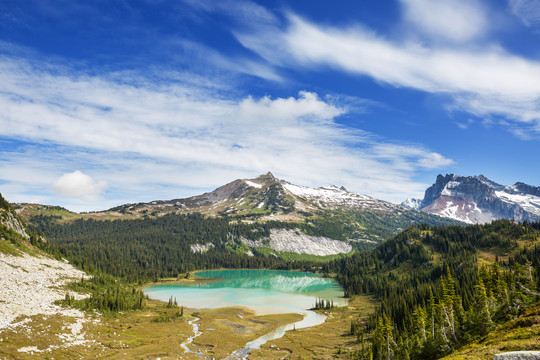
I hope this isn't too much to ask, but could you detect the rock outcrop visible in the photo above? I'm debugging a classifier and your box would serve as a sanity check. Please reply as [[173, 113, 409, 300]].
[[493, 351, 540, 359], [242, 229, 352, 256]]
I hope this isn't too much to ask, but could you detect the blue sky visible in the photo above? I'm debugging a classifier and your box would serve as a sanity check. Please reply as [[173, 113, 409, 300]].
[[1, 0, 540, 212]]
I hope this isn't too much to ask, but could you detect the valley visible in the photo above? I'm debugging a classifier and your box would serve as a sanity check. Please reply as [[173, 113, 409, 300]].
[[1, 174, 540, 360]]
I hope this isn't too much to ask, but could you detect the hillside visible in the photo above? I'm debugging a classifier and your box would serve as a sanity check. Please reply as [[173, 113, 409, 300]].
[[0, 193, 96, 352], [403, 174, 540, 224], [441, 303, 540, 359], [3, 190, 540, 359], [325, 220, 540, 359]]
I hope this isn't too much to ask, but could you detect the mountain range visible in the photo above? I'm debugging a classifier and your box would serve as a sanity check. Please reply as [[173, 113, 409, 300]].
[[403, 174, 540, 224], [110, 172, 401, 217], [13, 172, 540, 258], [15, 172, 457, 257]]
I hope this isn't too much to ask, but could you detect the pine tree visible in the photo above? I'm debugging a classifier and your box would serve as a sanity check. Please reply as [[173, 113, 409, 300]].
[[470, 279, 492, 336]]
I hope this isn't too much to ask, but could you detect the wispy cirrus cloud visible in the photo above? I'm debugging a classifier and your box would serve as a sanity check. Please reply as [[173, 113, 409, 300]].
[[0, 54, 451, 210], [509, 0, 540, 27], [234, 13, 540, 135], [399, 0, 489, 43]]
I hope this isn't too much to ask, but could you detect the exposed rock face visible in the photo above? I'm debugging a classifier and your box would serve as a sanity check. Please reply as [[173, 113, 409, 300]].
[[411, 174, 540, 224], [493, 351, 540, 359], [175, 172, 281, 209], [190, 242, 215, 253], [2, 211, 30, 239], [241, 229, 353, 256]]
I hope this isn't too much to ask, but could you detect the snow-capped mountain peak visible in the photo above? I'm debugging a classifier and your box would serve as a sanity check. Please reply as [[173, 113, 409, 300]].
[[401, 198, 422, 210], [281, 181, 399, 213], [411, 174, 540, 224]]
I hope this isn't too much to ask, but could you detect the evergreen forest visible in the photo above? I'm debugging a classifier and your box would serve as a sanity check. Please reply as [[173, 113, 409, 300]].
[[325, 220, 540, 359]]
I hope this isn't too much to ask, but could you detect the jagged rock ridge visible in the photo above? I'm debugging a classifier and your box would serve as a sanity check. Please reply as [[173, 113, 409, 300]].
[[402, 174, 540, 224]]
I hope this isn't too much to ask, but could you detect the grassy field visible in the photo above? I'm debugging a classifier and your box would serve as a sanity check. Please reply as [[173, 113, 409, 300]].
[[250, 295, 377, 360], [0, 283, 378, 360], [0, 299, 306, 359]]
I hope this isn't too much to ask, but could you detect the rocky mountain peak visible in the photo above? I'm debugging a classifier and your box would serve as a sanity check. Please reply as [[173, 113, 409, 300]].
[[413, 174, 540, 224], [255, 172, 277, 183]]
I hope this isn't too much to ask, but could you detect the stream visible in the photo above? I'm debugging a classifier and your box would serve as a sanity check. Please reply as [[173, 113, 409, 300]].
[[180, 310, 326, 360], [181, 317, 208, 359], [225, 310, 326, 359]]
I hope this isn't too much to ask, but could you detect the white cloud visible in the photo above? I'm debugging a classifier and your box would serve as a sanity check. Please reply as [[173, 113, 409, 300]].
[[235, 14, 540, 131], [51, 170, 107, 201], [400, 0, 489, 42], [509, 0, 540, 27], [0, 55, 451, 209]]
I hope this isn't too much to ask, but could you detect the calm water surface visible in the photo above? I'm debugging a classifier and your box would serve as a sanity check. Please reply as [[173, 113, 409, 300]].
[[144, 269, 346, 358], [144, 269, 346, 316]]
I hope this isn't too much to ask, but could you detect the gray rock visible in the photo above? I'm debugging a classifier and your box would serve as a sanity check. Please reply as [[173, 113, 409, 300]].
[[417, 173, 540, 224], [493, 351, 540, 360]]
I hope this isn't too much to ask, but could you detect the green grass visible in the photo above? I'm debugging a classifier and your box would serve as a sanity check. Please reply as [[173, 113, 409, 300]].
[[225, 241, 252, 255], [0, 238, 22, 256]]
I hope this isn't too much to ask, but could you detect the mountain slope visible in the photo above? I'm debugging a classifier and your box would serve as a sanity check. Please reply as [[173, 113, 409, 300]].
[[403, 174, 540, 224], [108, 172, 402, 218], [19, 173, 459, 261], [326, 219, 540, 359]]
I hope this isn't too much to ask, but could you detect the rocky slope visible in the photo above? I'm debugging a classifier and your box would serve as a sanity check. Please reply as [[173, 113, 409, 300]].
[[403, 174, 540, 224], [0, 193, 92, 342], [241, 229, 353, 256]]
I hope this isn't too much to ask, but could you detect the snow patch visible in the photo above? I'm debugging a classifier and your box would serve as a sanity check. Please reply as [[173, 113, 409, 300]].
[[495, 191, 540, 216], [440, 181, 460, 196], [282, 182, 399, 213], [401, 198, 422, 210], [244, 180, 263, 189]]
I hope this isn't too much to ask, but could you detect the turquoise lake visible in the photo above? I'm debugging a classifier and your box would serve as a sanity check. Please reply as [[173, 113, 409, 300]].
[[144, 269, 346, 316], [144, 269, 347, 356]]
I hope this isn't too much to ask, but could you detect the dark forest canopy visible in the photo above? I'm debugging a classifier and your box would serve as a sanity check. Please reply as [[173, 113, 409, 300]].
[[29, 213, 315, 281]]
